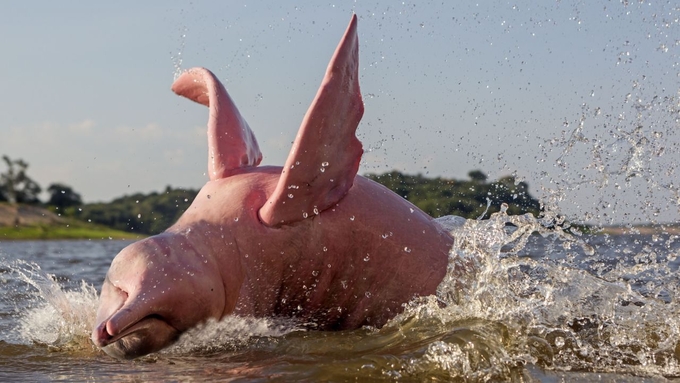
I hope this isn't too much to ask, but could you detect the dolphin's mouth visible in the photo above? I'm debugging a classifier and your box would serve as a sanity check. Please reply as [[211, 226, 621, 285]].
[[93, 316, 180, 360]]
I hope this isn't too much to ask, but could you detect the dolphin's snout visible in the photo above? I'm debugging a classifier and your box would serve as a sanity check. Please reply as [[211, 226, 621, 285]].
[[92, 277, 182, 359], [92, 315, 180, 360], [91, 276, 135, 352], [91, 321, 113, 348]]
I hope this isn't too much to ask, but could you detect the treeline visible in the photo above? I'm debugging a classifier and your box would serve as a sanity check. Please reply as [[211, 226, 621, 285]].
[[1, 155, 542, 235], [0, 155, 197, 233], [67, 186, 198, 235], [364, 170, 540, 219], [0, 155, 82, 208], [67, 170, 539, 235]]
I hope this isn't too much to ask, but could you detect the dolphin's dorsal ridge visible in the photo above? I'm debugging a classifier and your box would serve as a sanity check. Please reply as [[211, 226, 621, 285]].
[[172, 68, 262, 180], [259, 14, 364, 227]]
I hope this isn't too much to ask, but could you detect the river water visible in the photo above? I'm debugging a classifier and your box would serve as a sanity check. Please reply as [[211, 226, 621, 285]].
[[1, 212, 679, 382]]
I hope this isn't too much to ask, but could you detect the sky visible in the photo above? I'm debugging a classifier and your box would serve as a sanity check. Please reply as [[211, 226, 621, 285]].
[[1, 1, 678, 225]]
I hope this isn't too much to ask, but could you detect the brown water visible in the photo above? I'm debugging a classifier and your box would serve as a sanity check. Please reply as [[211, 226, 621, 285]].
[[1, 212, 679, 382]]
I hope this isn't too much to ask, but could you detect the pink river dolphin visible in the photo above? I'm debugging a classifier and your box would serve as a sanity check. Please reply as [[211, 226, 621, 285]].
[[91, 15, 454, 359]]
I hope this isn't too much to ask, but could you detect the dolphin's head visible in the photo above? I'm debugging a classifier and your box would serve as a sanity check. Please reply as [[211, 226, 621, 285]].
[[91, 233, 227, 359]]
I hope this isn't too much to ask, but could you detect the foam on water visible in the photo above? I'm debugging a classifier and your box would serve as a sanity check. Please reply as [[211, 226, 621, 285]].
[[2, 259, 297, 358], [2, 260, 98, 352], [418, 209, 680, 378], [164, 316, 301, 356]]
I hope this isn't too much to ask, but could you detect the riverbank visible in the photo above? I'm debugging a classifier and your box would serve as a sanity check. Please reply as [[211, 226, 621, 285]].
[[598, 224, 680, 236], [0, 203, 141, 240], [1, 202, 676, 240], [0, 224, 142, 240]]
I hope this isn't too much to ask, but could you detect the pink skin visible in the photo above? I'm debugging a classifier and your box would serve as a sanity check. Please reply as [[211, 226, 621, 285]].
[[91, 15, 454, 359]]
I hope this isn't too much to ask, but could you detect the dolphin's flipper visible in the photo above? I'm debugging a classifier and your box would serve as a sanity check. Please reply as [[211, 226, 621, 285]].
[[259, 15, 364, 227], [172, 68, 262, 180]]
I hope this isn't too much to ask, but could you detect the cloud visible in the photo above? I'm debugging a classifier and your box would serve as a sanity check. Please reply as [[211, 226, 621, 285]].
[[68, 119, 95, 134], [3, 120, 97, 152], [163, 148, 186, 164], [113, 122, 163, 140]]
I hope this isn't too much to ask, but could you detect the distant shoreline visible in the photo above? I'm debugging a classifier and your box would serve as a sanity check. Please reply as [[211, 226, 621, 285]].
[[0, 203, 142, 241], [0, 225, 142, 241], [597, 224, 680, 236], [0, 202, 676, 240]]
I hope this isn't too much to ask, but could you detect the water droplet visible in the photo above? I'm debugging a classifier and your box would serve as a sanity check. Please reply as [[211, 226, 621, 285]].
[[341, 280, 348, 289], [288, 193, 294, 199], [137, 214, 142, 219], [234, 217, 239, 222], [302, 212, 308, 218], [313, 207, 319, 215], [350, 215, 355, 221], [323, 246, 328, 252], [403, 247, 412, 253], [365, 291, 372, 298], [312, 270, 319, 276], [321, 161, 329, 167], [554, 336, 565, 348]]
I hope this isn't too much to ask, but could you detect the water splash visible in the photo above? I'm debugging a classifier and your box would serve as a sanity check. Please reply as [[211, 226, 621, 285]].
[[392, 210, 680, 379], [164, 316, 301, 356], [2, 259, 97, 352], [171, 25, 188, 80], [539, 76, 680, 227], [1, 258, 301, 359]]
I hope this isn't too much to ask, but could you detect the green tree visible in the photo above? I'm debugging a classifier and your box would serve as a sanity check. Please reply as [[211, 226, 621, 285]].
[[365, 169, 541, 219], [0, 155, 42, 204], [66, 171, 541, 235], [47, 183, 83, 209], [468, 170, 487, 182], [71, 186, 198, 235]]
